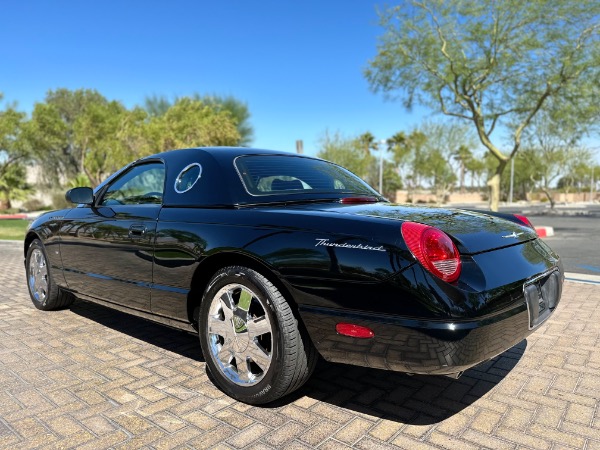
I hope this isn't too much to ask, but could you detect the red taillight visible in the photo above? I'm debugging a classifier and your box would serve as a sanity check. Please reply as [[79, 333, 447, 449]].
[[335, 323, 375, 338], [340, 196, 379, 204], [514, 214, 534, 229], [401, 222, 462, 283]]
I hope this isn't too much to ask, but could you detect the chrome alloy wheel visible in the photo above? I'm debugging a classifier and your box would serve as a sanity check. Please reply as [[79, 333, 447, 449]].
[[206, 283, 273, 386], [28, 248, 49, 304]]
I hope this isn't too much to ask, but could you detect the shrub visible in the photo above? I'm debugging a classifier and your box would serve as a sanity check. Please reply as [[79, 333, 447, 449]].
[[22, 198, 51, 212], [51, 191, 71, 210]]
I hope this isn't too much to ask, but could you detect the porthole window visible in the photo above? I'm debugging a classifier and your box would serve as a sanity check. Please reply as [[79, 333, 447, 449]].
[[174, 163, 202, 194]]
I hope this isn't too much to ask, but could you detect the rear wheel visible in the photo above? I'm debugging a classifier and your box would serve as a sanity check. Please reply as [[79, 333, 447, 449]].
[[26, 239, 73, 311], [198, 266, 317, 404]]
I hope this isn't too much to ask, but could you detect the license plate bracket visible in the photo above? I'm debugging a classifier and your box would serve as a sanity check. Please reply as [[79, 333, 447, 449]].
[[524, 270, 561, 329]]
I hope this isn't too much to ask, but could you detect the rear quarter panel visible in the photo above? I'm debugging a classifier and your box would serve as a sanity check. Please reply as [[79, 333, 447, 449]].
[[151, 207, 414, 319]]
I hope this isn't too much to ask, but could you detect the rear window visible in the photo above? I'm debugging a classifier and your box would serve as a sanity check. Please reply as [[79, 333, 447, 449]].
[[235, 155, 378, 196]]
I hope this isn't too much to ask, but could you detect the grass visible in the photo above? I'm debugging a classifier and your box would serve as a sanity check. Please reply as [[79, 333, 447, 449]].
[[0, 219, 28, 240]]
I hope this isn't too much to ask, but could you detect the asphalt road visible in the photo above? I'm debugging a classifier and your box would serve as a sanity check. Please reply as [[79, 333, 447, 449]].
[[495, 204, 600, 277], [527, 215, 600, 276]]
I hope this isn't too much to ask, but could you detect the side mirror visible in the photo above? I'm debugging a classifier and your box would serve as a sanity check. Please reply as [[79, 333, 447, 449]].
[[65, 187, 94, 205]]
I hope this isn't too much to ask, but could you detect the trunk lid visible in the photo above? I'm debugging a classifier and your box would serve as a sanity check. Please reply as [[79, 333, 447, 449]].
[[292, 202, 537, 255]]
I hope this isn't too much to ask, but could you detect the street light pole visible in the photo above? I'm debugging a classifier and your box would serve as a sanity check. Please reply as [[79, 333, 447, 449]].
[[591, 165, 595, 200], [379, 140, 386, 194]]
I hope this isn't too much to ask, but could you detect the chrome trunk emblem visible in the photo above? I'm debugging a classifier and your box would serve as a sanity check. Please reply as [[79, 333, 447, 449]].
[[502, 231, 523, 239]]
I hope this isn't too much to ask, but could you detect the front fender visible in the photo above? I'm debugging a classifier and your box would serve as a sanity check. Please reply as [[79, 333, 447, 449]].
[[25, 210, 70, 289]]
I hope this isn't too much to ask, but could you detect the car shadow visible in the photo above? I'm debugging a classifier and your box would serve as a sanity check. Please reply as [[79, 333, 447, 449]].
[[69, 299, 205, 362], [69, 298, 525, 424], [281, 340, 526, 424]]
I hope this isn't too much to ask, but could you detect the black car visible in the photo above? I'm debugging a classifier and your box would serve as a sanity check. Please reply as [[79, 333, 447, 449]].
[[24, 147, 563, 404]]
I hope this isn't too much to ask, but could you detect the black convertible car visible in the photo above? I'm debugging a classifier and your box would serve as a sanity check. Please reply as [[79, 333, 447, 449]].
[[24, 147, 563, 404]]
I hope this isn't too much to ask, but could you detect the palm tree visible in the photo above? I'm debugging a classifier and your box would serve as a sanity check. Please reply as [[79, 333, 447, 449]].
[[358, 132, 378, 156], [453, 145, 473, 194]]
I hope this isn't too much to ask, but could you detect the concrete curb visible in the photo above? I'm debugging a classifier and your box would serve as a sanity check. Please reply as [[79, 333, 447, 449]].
[[565, 272, 600, 285], [535, 226, 554, 237], [0, 212, 42, 220], [0, 214, 27, 219]]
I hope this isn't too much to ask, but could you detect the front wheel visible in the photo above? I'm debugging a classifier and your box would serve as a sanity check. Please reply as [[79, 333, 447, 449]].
[[26, 239, 73, 311], [198, 266, 317, 404]]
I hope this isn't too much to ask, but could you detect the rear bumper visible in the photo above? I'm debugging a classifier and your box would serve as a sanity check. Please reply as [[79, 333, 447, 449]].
[[299, 270, 561, 375]]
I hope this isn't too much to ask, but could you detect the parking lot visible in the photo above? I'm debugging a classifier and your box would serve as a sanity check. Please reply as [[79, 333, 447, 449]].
[[1, 239, 600, 449]]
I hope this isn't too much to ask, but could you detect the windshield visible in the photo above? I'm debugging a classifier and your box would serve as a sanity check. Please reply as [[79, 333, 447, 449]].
[[235, 155, 380, 197]]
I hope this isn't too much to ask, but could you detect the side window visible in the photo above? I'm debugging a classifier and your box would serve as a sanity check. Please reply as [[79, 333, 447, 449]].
[[174, 163, 202, 193], [100, 163, 165, 206]]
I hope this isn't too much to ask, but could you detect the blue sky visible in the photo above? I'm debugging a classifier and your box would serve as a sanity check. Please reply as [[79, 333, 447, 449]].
[[1, 0, 432, 155], [2, 1, 597, 162]]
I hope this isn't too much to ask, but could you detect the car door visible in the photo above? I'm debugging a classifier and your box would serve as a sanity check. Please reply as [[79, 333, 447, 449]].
[[60, 162, 165, 311]]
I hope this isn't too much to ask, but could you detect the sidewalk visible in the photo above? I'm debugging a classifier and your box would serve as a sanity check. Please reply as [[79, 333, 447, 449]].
[[1, 240, 600, 449]]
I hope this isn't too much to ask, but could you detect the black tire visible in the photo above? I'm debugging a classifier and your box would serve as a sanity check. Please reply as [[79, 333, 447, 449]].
[[26, 239, 74, 311], [198, 266, 317, 404]]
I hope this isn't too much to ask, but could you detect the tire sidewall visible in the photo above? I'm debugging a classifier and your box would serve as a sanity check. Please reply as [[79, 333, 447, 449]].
[[199, 266, 285, 403]]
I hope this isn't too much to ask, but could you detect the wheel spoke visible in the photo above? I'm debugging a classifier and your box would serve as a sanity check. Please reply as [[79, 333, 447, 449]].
[[217, 341, 234, 366], [207, 314, 233, 338], [39, 262, 48, 278], [35, 276, 43, 294], [36, 250, 44, 268], [38, 281, 47, 299], [247, 340, 271, 372], [247, 316, 271, 338], [219, 291, 235, 321], [235, 357, 252, 383]]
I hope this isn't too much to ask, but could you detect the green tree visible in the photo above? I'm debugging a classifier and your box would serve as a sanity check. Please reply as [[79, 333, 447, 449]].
[[556, 151, 595, 194], [387, 129, 427, 200], [0, 105, 28, 177], [196, 94, 254, 146], [145, 97, 241, 151], [0, 95, 31, 209], [464, 154, 486, 190], [317, 131, 374, 181], [357, 131, 379, 156], [508, 149, 544, 201], [67, 173, 92, 189], [73, 99, 130, 186], [421, 148, 457, 203], [0, 163, 33, 210], [366, 0, 600, 211], [143, 94, 172, 117], [24, 88, 126, 185], [25, 90, 242, 187], [520, 111, 585, 208], [369, 158, 403, 200], [144, 93, 254, 146], [418, 121, 475, 198], [117, 107, 155, 158], [386, 132, 409, 166], [454, 145, 472, 194], [317, 131, 401, 198]]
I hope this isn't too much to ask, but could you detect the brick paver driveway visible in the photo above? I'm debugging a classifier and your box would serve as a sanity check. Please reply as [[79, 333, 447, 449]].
[[2, 240, 600, 449]]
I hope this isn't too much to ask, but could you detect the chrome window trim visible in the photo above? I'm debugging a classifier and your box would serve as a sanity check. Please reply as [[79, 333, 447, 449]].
[[174, 162, 203, 194], [233, 154, 378, 198]]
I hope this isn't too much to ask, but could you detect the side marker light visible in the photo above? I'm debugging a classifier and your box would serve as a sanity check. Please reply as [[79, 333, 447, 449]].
[[335, 323, 375, 339]]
